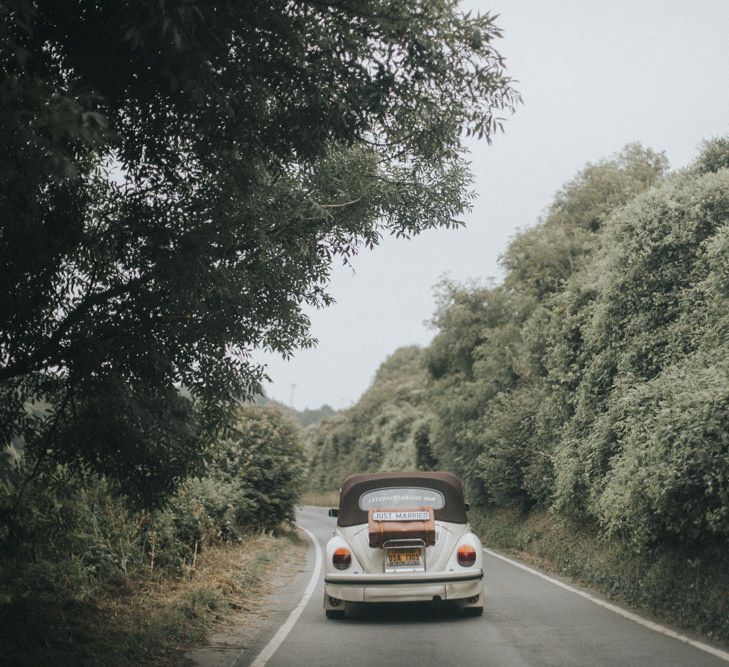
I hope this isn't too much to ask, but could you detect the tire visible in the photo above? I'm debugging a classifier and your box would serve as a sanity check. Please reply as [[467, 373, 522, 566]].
[[463, 606, 483, 617], [326, 609, 345, 620]]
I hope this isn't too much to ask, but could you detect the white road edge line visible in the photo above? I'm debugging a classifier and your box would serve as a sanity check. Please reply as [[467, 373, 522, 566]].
[[246, 524, 323, 667], [483, 546, 729, 663]]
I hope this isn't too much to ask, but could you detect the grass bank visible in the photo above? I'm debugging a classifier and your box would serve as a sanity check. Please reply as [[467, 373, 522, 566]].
[[472, 507, 729, 643], [299, 489, 339, 507], [0, 529, 304, 666]]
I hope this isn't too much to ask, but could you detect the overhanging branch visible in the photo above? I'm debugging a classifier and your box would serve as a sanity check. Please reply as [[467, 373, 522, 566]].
[[0, 275, 151, 382]]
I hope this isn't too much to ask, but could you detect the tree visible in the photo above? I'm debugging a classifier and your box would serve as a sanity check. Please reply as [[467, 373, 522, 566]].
[[425, 145, 668, 507], [213, 404, 305, 530], [0, 1, 519, 502]]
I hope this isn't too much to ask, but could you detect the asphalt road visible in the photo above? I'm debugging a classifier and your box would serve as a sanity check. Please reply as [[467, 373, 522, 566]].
[[240, 506, 729, 667]]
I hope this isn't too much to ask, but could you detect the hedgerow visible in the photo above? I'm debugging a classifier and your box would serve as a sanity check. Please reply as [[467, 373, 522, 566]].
[[0, 404, 304, 603], [306, 140, 729, 639]]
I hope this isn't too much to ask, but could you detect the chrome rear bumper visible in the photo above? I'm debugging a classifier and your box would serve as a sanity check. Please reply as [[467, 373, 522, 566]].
[[324, 569, 483, 603]]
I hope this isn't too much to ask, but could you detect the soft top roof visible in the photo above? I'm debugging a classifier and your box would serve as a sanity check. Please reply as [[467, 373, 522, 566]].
[[336, 471, 467, 526]]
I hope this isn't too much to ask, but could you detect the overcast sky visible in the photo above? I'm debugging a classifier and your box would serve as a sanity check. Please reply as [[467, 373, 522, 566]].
[[256, 0, 729, 411]]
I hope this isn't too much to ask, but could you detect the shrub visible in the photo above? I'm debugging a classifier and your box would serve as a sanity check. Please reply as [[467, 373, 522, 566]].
[[213, 404, 305, 530], [0, 402, 305, 603]]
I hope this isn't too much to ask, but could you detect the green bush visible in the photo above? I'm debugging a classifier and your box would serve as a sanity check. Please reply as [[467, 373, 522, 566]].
[[0, 402, 305, 603], [213, 404, 305, 530], [596, 351, 729, 546]]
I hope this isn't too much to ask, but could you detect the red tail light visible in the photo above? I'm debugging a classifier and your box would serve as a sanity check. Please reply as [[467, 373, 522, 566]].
[[457, 544, 477, 567], [333, 547, 352, 570]]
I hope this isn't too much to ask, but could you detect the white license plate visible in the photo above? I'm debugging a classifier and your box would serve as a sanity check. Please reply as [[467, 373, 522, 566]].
[[373, 511, 430, 521], [387, 548, 421, 566], [385, 547, 425, 572]]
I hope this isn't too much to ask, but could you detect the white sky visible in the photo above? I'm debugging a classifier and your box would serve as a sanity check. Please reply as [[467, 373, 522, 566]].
[[256, 0, 729, 411]]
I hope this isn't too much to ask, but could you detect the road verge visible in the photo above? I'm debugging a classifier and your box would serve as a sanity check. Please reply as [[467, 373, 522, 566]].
[[473, 507, 729, 646]]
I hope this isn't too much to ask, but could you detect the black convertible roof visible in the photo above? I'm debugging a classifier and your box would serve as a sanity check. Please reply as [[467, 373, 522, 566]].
[[335, 471, 468, 527]]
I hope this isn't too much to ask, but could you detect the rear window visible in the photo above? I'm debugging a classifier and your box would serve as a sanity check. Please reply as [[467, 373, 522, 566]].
[[358, 487, 445, 511]]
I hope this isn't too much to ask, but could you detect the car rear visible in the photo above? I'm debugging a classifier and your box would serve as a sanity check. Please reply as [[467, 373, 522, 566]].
[[323, 472, 484, 617]]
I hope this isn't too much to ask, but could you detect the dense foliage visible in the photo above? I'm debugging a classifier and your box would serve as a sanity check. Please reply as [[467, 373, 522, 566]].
[[309, 139, 729, 550], [213, 404, 305, 529], [0, 0, 518, 503], [306, 140, 729, 636], [0, 404, 303, 601]]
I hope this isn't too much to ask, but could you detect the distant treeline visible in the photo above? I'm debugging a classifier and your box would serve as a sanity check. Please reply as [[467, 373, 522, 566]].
[[306, 140, 729, 639], [307, 345, 434, 488], [256, 395, 337, 428]]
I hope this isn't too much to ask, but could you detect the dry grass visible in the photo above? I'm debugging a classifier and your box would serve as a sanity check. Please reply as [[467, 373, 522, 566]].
[[1, 528, 306, 666], [299, 489, 339, 507]]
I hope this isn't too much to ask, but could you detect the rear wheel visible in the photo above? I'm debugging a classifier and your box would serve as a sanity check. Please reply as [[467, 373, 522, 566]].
[[326, 609, 345, 620]]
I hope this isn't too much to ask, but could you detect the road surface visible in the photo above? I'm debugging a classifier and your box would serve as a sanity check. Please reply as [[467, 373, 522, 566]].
[[237, 506, 729, 666]]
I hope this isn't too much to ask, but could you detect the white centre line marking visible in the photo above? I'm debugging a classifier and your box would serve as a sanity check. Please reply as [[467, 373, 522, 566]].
[[247, 524, 323, 667], [483, 546, 729, 663]]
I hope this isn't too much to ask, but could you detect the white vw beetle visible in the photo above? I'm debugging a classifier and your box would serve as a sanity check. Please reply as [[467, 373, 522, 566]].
[[324, 471, 484, 619]]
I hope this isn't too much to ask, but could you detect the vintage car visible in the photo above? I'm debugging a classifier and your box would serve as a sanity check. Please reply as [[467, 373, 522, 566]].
[[324, 471, 484, 619]]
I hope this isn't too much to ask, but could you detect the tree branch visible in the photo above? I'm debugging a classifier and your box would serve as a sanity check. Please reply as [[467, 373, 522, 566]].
[[319, 197, 362, 208], [0, 275, 151, 382]]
